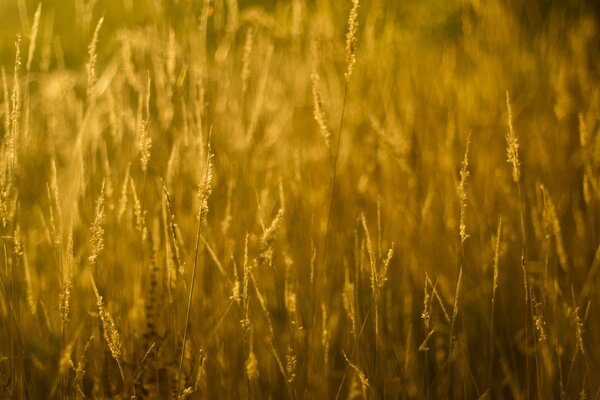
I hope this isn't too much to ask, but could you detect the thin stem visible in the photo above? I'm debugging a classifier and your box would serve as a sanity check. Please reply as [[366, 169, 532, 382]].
[[177, 209, 203, 394]]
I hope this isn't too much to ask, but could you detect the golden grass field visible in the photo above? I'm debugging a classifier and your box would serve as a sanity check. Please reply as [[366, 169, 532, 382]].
[[0, 0, 599, 398]]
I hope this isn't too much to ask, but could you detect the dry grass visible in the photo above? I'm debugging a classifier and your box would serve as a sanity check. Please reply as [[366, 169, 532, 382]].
[[0, 0, 599, 398]]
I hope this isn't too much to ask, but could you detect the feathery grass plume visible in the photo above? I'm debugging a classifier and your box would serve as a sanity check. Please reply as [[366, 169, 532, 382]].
[[240, 234, 251, 330], [179, 387, 195, 399], [241, 26, 254, 94], [570, 286, 589, 358], [380, 245, 394, 286], [361, 213, 376, 290], [492, 216, 502, 296], [541, 184, 569, 272], [26, 3, 42, 71], [457, 131, 471, 244], [162, 180, 184, 279], [505, 91, 521, 183], [130, 176, 148, 241], [138, 72, 152, 173], [255, 341, 284, 394], [9, 35, 22, 174], [197, 144, 213, 223], [565, 292, 591, 400], [419, 272, 438, 351], [230, 264, 241, 305], [163, 183, 185, 274], [310, 40, 331, 148], [0, 160, 14, 227], [278, 178, 286, 217], [421, 273, 431, 332], [117, 163, 130, 222], [89, 273, 124, 383], [86, 17, 104, 106], [88, 180, 106, 266], [532, 297, 546, 343], [342, 351, 370, 399], [361, 213, 382, 337], [344, 0, 360, 81], [259, 208, 284, 265]]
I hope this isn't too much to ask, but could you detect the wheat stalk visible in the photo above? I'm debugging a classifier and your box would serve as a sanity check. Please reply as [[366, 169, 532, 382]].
[[310, 40, 332, 149], [344, 0, 360, 82], [89, 272, 125, 384]]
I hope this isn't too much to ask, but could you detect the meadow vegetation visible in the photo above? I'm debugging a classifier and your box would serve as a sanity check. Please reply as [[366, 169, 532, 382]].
[[0, 0, 599, 398]]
